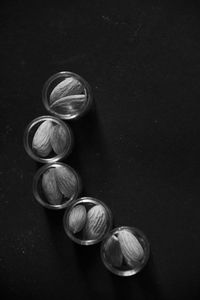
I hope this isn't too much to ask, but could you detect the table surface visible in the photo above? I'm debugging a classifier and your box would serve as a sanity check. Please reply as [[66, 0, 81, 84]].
[[0, 1, 200, 299]]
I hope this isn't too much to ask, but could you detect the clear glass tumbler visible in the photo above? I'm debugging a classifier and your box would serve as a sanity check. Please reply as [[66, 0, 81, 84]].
[[63, 197, 113, 245], [101, 226, 150, 276], [42, 71, 93, 120], [24, 115, 73, 163], [33, 162, 81, 210]]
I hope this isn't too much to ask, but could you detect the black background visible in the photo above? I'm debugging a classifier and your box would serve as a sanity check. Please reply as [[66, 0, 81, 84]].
[[0, 0, 200, 299]]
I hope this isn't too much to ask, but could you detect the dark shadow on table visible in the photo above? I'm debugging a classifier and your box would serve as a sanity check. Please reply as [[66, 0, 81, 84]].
[[73, 242, 100, 271], [110, 254, 165, 300]]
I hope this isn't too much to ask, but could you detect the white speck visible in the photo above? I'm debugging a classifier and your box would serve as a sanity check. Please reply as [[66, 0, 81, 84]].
[[102, 15, 111, 22]]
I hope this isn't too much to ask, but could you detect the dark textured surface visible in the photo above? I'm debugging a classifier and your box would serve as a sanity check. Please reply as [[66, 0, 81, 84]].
[[0, 1, 200, 299]]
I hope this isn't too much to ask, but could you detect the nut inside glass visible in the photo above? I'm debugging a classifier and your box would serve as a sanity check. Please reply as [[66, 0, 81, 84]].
[[33, 162, 81, 210], [24, 115, 73, 163], [63, 197, 113, 245], [101, 226, 150, 277], [42, 71, 93, 120]]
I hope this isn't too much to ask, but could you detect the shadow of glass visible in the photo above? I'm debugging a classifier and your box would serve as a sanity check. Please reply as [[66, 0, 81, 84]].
[[73, 242, 100, 272], [109, 254, 164, 300], [67, 103, 109, 157]]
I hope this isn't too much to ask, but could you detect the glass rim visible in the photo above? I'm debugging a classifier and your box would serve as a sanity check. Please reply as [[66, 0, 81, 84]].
[[23, 115, 73, 163], [32, 162, 82, 210], [63, 196, 113, 245], [42, 71, 93, 120]]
